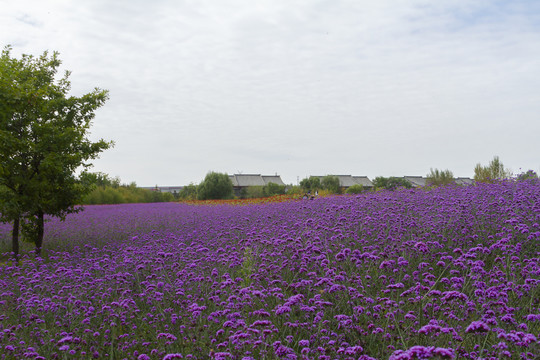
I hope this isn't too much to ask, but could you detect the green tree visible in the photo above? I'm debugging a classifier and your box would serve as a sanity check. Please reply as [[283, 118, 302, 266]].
[[79, 171, 121, 188], [386, 177, 412, 190], [373, 176, 389, 190], [245, 186, 265, 199], [197, 172, 233, 200], [0, 46, 112, 258], [321, 175, 340, 194], [426, 168, 455, 187], [373, 176, 412, 191], [299, 176, 321, 192], [179, 183, 198, 200], [264, 182, 286, 196], [345, 184, 364, 194], [474, 156, 512, 183]]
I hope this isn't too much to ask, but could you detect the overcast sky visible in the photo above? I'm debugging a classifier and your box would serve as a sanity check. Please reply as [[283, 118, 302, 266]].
[[2, 0, 540, 186]]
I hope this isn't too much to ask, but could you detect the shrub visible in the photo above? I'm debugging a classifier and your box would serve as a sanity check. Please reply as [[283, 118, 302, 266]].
[[264, 182, 286, 196], [82, 185, 174, 204], [373, 176, 389, 190], [373, 177, 412, 191], [245, 186, 265, 199], [284, 185, 303, 196], [299, 176, 321, 192], [474, 156, 512, 183], [517, 170, 538, 181], [426, 168, 455, 186], [321, 175, 340, 194], [345, 184, 364, 194], [179, 183, 198, 200], [197, 172, 233, 200]]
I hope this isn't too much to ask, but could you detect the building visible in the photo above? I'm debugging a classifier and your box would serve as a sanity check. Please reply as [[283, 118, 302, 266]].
[[229, 174, 286, 196], [140, 186, 184, 194], [310, 175, 374, 190], [403, 176, 428, 188], [352, 176, 374, 190], [454, 177, 475, 186]]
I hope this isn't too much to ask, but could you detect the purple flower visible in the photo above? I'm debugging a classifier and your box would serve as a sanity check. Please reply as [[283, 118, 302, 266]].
[[57, 336, 73, 344], [298, 339, 310, 347], [465, 321, 490, 333], [433, 347, 455, 358], [158, 333, 178, 341], [163, 354, 184, 360], [274, 305, 291, 315]]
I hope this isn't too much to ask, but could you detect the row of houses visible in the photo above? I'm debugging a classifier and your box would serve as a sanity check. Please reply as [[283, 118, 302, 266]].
[[144, 174, 474, 194], [403, 176, 474, 187]]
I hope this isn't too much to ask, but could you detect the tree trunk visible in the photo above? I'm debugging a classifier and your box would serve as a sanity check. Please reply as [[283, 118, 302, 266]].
[[35, 210, 44, 256], [12, 217, 20, 261]]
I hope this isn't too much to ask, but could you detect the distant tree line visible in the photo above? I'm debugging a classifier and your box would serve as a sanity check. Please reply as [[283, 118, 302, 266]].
[[85, 157, 539, 205], [294, 156, 538, 194], [179, 172, 288, 201], [80, 172, 175, 204]]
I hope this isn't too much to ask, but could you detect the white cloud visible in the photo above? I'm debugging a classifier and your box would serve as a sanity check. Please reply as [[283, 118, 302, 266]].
[[2, 0, 539, 185]]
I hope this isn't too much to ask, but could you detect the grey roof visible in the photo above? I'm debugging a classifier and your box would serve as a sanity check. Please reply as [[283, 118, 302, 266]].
[[352, 176, 373, 187], [455, 177, 474, 185], [229, 175, 238, 186], [262, 175, 285, 186], [404, 176, 427, 187], [229, 174, 284, 187], [335, 175, 357, 187], [139, 186, 183, 193], [311, 175, 373, 188]]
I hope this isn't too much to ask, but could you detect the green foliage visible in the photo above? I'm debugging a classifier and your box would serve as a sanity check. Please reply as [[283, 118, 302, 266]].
[[299, 176, 321, 191], [79, 171, 121, 188], [264, 182, 286, 196], [197, 172, 233, 200], [517, 170, 538, 181], [426, 168, 455, 187], [373, 176, 412, 191], [284, 185, 303, 195], [179, 183, 198, 200], [388, 177, 412, 190], [474, 156, 512, 183], [373, 176, 389, 190], [321, 175, 341, 194], [82, 180, 175, 205], [345, 184, 364, 194], [244, 186, 265, 199], [240, 247, 255, 287], [0, 46, 112, 256], [238, 183, 285, 199]]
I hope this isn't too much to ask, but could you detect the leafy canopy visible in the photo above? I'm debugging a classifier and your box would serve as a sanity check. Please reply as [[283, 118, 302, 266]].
[[0, 46, 112, 255], [197, 172, 233, 200], [373, 176, 412, 191], [345, 184, 364, 194], [300, 176, 321, 191], [321, 175, 340, 194], [474, 156, 511, 183], [426, 168, 455, 187]]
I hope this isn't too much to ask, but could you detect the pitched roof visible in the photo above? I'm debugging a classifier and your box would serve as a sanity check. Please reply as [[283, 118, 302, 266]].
[[404, 176, 427, 187], [262, 175, 285, 186], [310, 175, 373, 188], [229, 174, 284, 187], [455, 177, 474, 185], [352, 176, 374, 187], [336, 175, 357, 187]]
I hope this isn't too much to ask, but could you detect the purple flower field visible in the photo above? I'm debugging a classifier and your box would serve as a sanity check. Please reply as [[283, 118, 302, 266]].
[[0, 181, 539, 359]]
